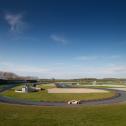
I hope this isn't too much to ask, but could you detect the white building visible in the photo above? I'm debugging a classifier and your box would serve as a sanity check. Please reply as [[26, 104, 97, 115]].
[[15, 84, 41, 93]]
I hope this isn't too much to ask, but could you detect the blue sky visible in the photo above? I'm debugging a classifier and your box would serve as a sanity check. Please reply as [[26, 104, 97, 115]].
[[0, 0, 126, 79]]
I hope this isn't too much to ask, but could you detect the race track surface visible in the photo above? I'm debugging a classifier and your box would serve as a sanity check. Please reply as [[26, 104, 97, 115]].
[[0, 84, 126, 106]]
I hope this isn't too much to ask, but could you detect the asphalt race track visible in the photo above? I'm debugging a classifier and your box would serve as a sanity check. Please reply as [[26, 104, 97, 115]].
[[0, 84, 126, 106]]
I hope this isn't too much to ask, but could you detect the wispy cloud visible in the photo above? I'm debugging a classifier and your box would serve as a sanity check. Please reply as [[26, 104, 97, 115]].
[[0, 60, 126, 79], [4, 12, 25, 33], [0, 61, 49, 74], [103, 55, 121, 59], [75, 56, 97, 61], [41, 65, 126, 79], [80, 66, 126, 74], [75, 55, 121, 61], [50, 34, 67, 44]]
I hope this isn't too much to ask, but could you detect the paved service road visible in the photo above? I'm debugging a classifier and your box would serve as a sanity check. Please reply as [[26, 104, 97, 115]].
[[0, 84, 126, 106]]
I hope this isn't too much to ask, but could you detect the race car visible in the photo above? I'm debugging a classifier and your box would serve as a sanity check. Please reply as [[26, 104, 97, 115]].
[[68, 100, 80, 104]]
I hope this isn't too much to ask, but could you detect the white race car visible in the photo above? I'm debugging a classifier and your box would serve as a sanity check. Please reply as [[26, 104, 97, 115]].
[[68, 100, 80, 104]]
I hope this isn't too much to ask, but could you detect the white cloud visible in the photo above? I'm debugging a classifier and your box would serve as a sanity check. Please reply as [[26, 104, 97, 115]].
[[0, 60, 126, 79], [75, 56, 97, 61], [0, 61, 49, 75], [50, 34, 67, 44], [14, 65, 49, 73], [0, 61, 13, 66], [75, 55, 121, 61], [46, 64, 126, 79], [4, 13, 25, 32], [109, 55, 121, 59], [75, 65, 126, 78]]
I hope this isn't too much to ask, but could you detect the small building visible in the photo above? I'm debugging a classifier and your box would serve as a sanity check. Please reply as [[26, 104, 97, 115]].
[[92, 81, 97, 85], [15, 83, 42, 93]]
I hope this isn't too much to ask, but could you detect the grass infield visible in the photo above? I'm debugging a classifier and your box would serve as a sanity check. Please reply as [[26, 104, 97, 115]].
[[1, 84, 116, 102]]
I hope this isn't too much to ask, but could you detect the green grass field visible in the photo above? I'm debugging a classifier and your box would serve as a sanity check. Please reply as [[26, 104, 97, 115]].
[[0, 84, 5, 88], [38, 83, 56, 89], [0, 103, 126, 126], [1, 84, 116, 102]]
